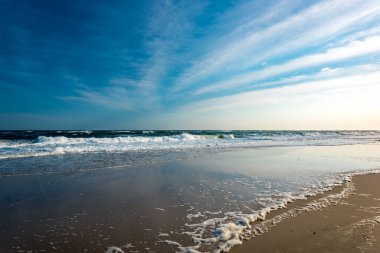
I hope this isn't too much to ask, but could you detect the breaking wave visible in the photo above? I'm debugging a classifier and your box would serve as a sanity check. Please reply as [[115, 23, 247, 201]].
[[0, 130, 379, 159]]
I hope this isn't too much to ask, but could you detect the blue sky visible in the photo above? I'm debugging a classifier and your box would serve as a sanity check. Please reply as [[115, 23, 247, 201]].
[[1, 0, 380, 130]]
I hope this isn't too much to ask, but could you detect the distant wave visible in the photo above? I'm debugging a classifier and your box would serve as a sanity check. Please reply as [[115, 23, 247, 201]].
[[0, 131, 379, 159], [36, 133, 231, 144]]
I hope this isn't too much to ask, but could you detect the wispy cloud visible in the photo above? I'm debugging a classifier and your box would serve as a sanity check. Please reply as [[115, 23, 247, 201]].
[[179, 68, 380, 113], [3, 0, 380, 129], [68, 0, 204, 110], [64, 86, 136, 111], [194, 36, 380, 95], [163, 69, 380, 129], [172, 0, 380, 92], [63, 0, 380, 112]]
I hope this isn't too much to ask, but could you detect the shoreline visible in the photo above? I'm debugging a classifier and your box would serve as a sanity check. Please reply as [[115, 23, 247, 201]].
[[230, 172, 380, 253], [1, 145, 380, 253]]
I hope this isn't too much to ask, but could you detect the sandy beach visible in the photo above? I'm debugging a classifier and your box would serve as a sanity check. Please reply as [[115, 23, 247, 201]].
[[1, 143, 380, 252], [231, 173, 380, 253]]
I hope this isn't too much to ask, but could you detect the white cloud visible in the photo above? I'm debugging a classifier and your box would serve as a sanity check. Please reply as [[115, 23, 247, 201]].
[[194, 36, 380, 95], [68, 0, 203, 111], [173, 0, 380, 92], [65, 86, 136, 111], [167, 70, 380, 129]]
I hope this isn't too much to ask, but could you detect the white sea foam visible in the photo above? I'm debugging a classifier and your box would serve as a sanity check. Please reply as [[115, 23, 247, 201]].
[[0, 134, 223, 159], [105, 246, 124, 253], [142, 130, 155, 134], [162, 240, 182, 247], [1, 131, 379, 159], [176, 169, 380, 253]]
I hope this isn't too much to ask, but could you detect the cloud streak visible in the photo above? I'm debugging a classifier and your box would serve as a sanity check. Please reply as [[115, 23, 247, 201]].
[[180, 69, 380, 113], [171, 0, 380, 93], [194, 35, 380, 95], [67, 0, 204, 111], [163, 69, 380, 129], [2, 0, 380, 129]]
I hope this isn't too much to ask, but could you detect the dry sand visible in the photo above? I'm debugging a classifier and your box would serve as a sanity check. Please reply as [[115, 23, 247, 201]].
[[231, 173, 380, 253]]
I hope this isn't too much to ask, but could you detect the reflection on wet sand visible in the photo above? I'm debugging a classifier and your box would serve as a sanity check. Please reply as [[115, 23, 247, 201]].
[[1, 144, 380, 252]]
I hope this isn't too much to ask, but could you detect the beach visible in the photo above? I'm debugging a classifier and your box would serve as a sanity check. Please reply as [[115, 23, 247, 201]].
[[1, 131, 380, 252], [231, 173, 380, 253]]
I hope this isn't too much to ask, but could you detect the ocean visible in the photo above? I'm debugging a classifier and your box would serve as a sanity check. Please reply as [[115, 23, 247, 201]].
[[1, 130, 379, 167], [1, 130, 380, 252]]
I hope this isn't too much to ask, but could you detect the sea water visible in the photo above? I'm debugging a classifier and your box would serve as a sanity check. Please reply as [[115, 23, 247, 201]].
[[1, 130, 379, 161], [0, 130, 380, 252]]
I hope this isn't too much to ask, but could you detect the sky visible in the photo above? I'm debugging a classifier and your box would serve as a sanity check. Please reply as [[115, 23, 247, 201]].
[[1, 0, 380, 130]]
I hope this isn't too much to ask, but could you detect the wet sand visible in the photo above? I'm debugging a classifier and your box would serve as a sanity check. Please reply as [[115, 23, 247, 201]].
[[1, 145, 380, 253], [231, 173, 380, 253]]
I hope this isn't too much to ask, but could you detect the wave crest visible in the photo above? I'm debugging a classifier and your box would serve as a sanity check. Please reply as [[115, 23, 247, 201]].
[[1, 131, 379, 159]]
